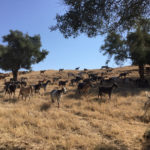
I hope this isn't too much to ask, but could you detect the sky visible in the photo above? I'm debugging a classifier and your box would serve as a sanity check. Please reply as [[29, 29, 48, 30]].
[[0, 0, 131, 72]]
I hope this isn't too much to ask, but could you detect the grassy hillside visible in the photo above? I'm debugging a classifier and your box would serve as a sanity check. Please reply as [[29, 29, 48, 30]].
[[0, 66, 149, 150]]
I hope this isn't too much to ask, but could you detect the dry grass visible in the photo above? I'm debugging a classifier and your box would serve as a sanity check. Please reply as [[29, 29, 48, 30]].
[[0, 66, 149, 149]]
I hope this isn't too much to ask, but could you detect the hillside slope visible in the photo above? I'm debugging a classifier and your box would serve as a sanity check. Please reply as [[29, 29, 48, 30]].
[[0, 66, 149, 150]]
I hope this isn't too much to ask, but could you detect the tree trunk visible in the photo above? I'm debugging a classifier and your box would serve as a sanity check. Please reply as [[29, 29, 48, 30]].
[[12, 69, 18, 81], [138, 64, 145, 79]]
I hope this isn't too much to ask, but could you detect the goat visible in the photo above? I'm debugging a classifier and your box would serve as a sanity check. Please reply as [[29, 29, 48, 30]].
[[18, 86, 33, 100], [59, 69, 64, 72], [101, 66, 109, 69], [50, 87, 67, 108], [143, 91, 150, 117], [75, 67, 80, 70], [88, 74, 101, 82], [68, 72, 76, 79], [98, 83, 118, 100], [20, 81, 27, 87], [52, 77, 61, 84], [41, 80, 51, 91], [119, 72, 128, 78], [77, 81, 92, 96], [38, 79, 47, 84], [70, 79, 77, 86], [59, 80, 68, 87], [4, 82, 17, 97], [40, 70, 46, 74], [20, 77, 28, 82], [33, 83, 41, 94], [70, 76, 82, 86]]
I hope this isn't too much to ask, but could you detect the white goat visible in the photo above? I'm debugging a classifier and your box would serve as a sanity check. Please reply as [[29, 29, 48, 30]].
[[50, 87, 67, 108]]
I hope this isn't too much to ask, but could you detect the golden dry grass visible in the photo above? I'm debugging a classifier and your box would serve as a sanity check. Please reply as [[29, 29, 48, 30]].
[[0, 66, 149, 150]]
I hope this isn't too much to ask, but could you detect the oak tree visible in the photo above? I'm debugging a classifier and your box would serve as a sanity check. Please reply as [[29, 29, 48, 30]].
[[0, 30, 49, 81]]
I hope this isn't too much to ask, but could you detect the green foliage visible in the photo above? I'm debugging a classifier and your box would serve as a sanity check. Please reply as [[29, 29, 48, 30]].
[[101, 32, 128, 65], [101, 22, 150, 66], [50, 0, 150, 38], [127, 28, 148, 65], [0, 30, 49, 72], [100, 21, 150, 79]]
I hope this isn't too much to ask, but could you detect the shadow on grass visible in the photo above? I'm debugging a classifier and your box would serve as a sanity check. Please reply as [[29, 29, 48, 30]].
[[40, 102, 51, 111], [0, 146, 26, 150], [65, 89, 82, 100], [94, 143, 128, 150], [66, 93, 80, 100], [43, 92, 50, 96], [3, 98, 18, 103], [114, 86, 150, 97], [92, 97, 107, 104]]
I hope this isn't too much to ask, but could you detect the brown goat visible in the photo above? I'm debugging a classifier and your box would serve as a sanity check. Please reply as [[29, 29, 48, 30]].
[[18, 86, 33, 100], [77, 81, 92, 96]]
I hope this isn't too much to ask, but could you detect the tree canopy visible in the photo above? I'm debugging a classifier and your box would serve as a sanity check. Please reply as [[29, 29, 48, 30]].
[[0, 30, 49, 80], [100, 23, 150, 79], [51, 0, 150, 38]]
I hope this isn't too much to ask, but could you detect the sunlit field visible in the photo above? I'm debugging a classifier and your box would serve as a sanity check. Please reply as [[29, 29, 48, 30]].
[[0, 66, 149, 150]]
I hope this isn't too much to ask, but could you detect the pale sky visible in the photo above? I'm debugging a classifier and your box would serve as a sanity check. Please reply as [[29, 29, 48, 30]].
[[0, 0, 131, 72]]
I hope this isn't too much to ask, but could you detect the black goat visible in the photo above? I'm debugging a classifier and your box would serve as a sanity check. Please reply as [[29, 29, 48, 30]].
[[98, 83, 118, 100], [4, 82, 17, 97], [75, 67, 80, 70], [33, 83, 41, 94], [101, 66, 109, 69], [77, 81, 92, 95], [41, 80, 51, 91], [59, 69, 64, 72], [59, 80, 68, 87], [70, 76, 82, 86], [52, 77, 61, 84], [119, 72, 128, 78]]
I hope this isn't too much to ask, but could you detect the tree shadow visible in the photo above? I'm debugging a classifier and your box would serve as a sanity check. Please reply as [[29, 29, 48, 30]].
[[65, 89, 81, 100], [113, 86, 150, 97]]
